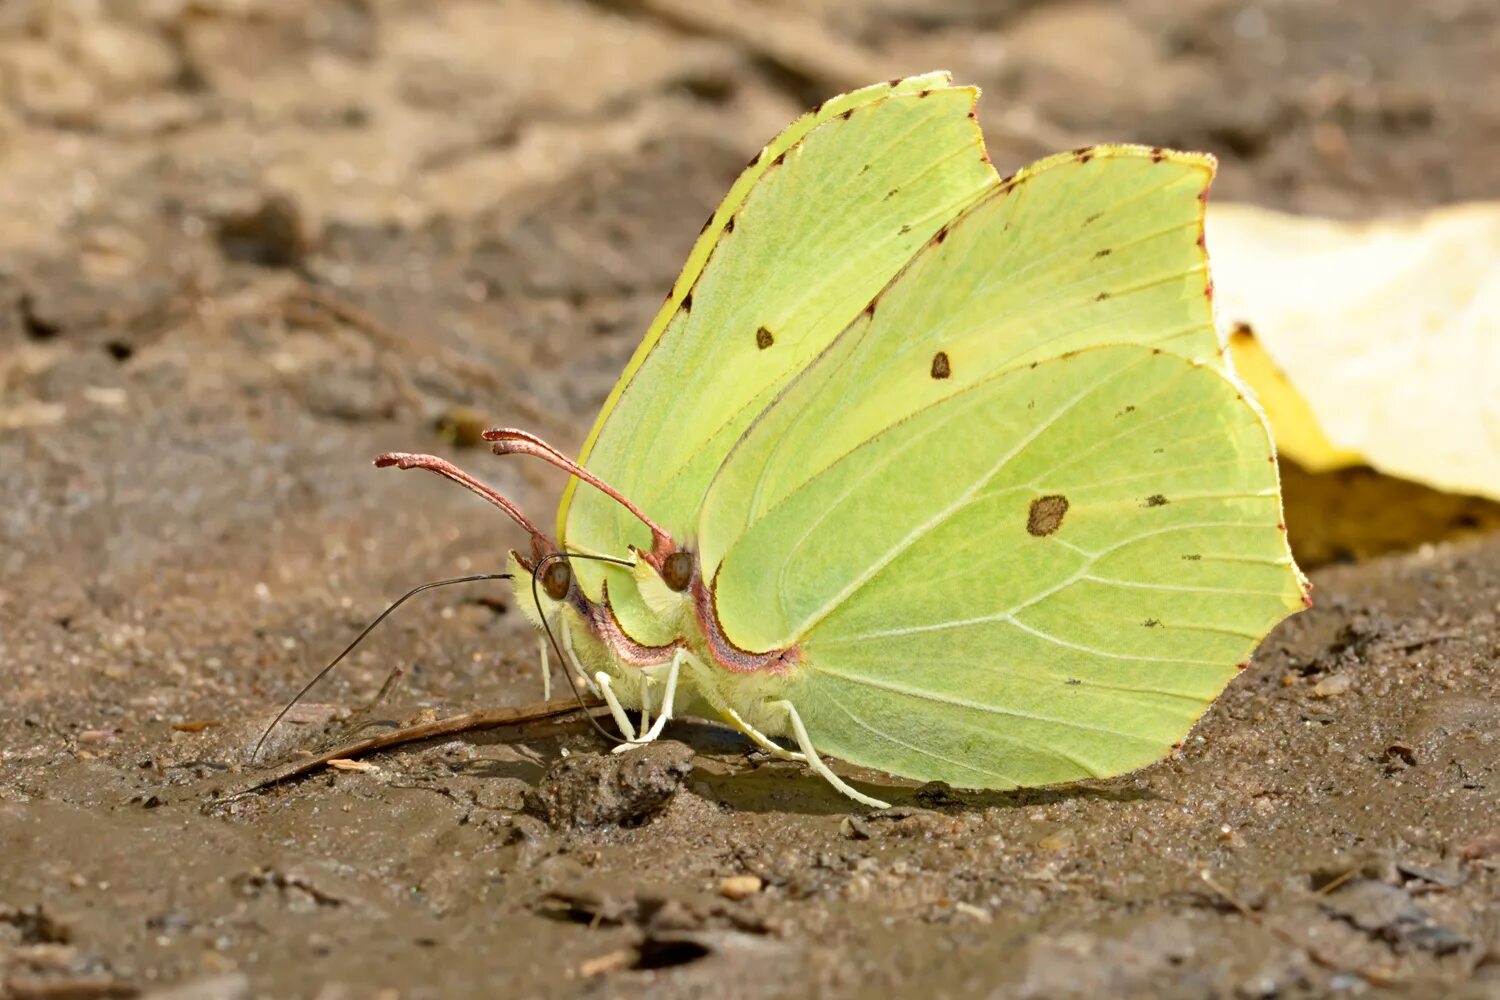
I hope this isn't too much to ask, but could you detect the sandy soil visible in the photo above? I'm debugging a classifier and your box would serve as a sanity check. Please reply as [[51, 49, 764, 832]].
[[2, 1, 1498, 997]]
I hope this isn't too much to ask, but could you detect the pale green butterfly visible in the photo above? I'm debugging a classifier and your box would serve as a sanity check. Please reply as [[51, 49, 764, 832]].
[[377, 72, 1308, 808]]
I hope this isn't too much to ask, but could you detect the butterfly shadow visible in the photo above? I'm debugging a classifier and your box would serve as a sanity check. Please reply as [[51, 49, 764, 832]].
[[671, 720, 1164, 816]]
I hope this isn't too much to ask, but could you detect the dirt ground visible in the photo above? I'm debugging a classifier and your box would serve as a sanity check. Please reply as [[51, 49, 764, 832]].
[[2, 1, 1499, 997]]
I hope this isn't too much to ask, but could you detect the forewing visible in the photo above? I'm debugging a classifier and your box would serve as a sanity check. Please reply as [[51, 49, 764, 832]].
[[703, 346, 1305, 788], [561, 74, 997, 643], [698, 146, 1223, 573]]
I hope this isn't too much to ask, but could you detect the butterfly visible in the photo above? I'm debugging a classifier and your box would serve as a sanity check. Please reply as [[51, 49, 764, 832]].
[[377, 72, 1308, 808]]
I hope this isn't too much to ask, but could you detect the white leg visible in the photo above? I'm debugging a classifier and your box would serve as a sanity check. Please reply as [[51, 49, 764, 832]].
[[721, 706, 805, 762], [537, 634, 551, 702], [561, 626, 599, 697], [638, 672, 653, 735], [594, 671, 638, 742], [776, 699, 889, 809], [612, 649, 683, 753]]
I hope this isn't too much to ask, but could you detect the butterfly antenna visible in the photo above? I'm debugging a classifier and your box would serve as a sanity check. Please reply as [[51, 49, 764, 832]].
[[373, 453, 552, 551], [251, 573, 514, 762], [484, 429, 675, 560], [529, 550, 647, 747]]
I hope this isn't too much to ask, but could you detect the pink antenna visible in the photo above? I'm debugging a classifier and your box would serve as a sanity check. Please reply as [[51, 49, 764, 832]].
[[374, 452, 550, 549], [483, 428, 674, 560]]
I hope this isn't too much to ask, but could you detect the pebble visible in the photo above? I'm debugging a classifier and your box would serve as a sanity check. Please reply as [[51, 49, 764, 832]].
[[718, 875, 763, 900], [1312, 673, 1353, 698]]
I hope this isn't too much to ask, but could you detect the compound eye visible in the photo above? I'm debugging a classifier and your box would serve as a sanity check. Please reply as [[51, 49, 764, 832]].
[[541, 560, 572, 601], [661, 551, 694, 592]]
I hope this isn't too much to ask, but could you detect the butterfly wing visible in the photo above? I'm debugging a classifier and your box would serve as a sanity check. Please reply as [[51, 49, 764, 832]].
[[560, 73, 998, 644], [699, 147, 1226, 552], [695, 150, 1306, 788]]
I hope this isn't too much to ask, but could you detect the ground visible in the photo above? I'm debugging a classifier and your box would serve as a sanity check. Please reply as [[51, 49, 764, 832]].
[[2, 1, 1498, 997]]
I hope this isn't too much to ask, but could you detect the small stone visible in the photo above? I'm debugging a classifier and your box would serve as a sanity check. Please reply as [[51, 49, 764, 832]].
[[718, 875, 763, 900], [1313, 673, 1354, 698], [841, 815, 873, 840], [1384, 742, 1417, 766], [1038, 828, 1076, 853]]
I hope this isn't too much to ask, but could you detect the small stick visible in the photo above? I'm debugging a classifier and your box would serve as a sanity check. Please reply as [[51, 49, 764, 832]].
[[221, 696, 606, 798]]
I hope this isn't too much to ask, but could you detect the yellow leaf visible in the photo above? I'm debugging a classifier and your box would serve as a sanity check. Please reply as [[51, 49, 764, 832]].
[[1209, 202, 1500, 501]]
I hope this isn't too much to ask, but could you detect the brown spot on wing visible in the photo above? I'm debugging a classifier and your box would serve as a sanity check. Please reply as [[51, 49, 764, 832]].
[[756, 326, 774, 349], [930, 351, 951, 379], [1027, 495, 1070, 537], [1145, 494, 1169, 507]]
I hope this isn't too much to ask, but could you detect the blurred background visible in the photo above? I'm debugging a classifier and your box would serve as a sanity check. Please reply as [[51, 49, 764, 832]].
[[2, 2, 1498, 997]]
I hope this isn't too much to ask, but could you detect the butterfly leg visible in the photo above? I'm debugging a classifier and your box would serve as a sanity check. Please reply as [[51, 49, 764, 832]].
[[720, 706, 805, 762], [560, 627, 600, 697], [594, 671, 639, 742], [637, 673, 653, 735], [536, 634, 551, 702], [611, 648, 684, 753], [775, 700, 890, 809]]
